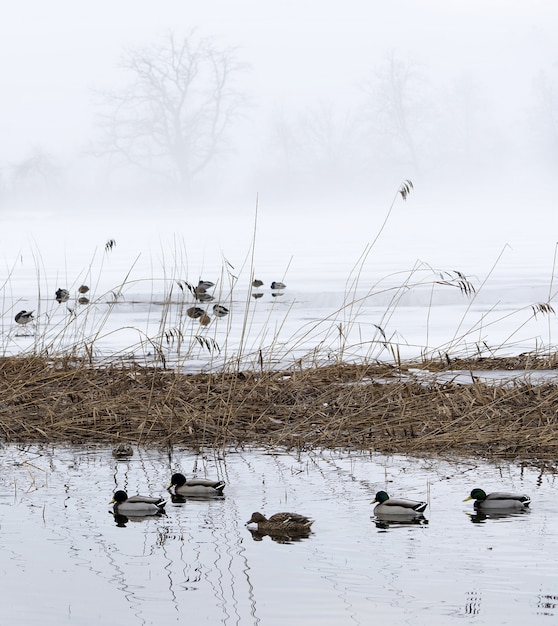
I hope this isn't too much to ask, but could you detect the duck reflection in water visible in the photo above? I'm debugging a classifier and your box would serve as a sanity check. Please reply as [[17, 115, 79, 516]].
[[373, 517, 429, 530], [247, 526, 313, 544], [467, 508, 531, 524]]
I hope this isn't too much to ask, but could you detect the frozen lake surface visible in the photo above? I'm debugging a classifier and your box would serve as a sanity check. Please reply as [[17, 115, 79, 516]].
[[1, 202, 557, 370], [1, 444, 557, 625]]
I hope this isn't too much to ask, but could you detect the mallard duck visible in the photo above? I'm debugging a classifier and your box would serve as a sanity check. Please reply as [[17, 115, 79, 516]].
[[372, 491, 427, 517], [213, 304, 229, 318], [252, 279, 264, 288], [15, 310, 34, 325], [198, 312, 211, 326], [168, 473, 225, 497], [110, 490, 166, 516], [186, 306, 205, 319], [464, 488, 531, 511], [78, 285, 89, 294], [270, 281, 286, 290], [246, 512, 314, 532], [55, 288, 70, 303], [197, 280, 215, 290], [112, 443, 133, 459]]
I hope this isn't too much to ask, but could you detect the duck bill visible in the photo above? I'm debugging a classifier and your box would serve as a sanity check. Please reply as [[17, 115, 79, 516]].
[[463, 496, 473, 502]]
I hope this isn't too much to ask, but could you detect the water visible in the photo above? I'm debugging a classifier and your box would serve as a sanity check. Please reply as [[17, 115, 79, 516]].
[[1, 444, 557, 625]]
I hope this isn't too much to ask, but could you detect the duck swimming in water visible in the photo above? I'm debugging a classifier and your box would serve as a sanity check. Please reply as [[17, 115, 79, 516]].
[[371, 491, 427, 517], [246, 511, 314, 532], [464, 488, 531, 511], [168, 473, 226, 497], [110, 490, 166, 516]]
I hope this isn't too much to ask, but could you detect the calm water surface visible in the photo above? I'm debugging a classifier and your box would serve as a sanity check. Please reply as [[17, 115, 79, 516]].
[[1, 444, 556, 625]]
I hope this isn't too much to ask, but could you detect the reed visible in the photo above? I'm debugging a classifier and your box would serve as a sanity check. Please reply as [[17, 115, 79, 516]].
[[0, 355, 557, 459]]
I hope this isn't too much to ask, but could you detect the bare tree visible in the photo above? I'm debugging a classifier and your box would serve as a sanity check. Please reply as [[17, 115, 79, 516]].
[[362, 53, 432, 176], [96, 31, 247, 190]]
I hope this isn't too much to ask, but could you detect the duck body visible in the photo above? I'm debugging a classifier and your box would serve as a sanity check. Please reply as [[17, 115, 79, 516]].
[[15, 310, 34, 325], [110, 490, 166, 516], [246, 511, 314, 532], [168, 473, 225, 497], [213, 304, 229, 318], [270, 281, 286, 290], [112, 443, 133, 459], [372, 491, 427, 517], [197, 280, 215, 290], [55, 288, 70, 303], [464, 488, 531, 511], [252, 279, 264, 288], [186, 306, 205, 319]]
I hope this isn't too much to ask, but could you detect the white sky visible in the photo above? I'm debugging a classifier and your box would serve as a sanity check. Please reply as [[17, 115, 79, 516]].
[[0, 0, 556, 159]]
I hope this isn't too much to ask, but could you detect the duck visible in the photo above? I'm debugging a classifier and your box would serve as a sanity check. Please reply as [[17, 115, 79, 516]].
[[110, 490, 166, 516], [372, 491, 427, 517], [246, 511, 314, 532], [186, 306, 205, 319], [112, 443, 133, 459], [198, 312, 211, 326], [168, 473, 225, 497], [55, 288, 70, 303], [15, 310, 34, 325], [213, 304, 229, 318], [464, 488, 531, 511], [196, 292, 215, 302], [78, 285, 90, 294], [270, 281, 286, 290], [198, 280, 215, 290], [252, 279, 264, 288]]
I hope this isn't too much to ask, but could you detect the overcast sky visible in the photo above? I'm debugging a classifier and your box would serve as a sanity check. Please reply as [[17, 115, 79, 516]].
[[0, 0, 557, 212], [0, 1, 553, 153]]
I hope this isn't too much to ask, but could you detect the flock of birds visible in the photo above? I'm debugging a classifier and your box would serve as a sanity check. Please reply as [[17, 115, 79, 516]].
[[109, 471, 315, 535], [108, 454, 531, 535], [186, 278, 287, 326], [14, 285, 91, 329], [14, 279, 287, 330]]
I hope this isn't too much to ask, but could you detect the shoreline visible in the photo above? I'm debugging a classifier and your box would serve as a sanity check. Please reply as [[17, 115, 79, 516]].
[[2, 355, 557, 461]]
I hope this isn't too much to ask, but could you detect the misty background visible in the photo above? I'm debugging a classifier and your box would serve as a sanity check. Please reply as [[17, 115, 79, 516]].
[[1, 0, 557, 217]]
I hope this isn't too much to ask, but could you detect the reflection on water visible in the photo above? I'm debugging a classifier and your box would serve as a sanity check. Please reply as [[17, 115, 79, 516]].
[[1, 444, 558, 624]]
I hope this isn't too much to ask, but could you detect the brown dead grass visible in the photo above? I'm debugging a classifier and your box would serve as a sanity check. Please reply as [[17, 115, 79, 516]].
[[1, 355, 557, 459]]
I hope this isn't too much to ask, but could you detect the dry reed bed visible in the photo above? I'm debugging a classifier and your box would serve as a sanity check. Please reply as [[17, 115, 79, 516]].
[[1, 355, 557, 458]]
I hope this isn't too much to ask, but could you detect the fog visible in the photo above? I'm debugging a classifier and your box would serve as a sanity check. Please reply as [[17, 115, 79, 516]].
[[1, 0, 557, 216]]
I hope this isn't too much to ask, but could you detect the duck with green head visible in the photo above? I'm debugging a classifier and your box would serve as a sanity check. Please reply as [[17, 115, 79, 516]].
[[464, 488, 531, 511], [110, 490, 166, 516], [168, 473, 225, 497], [372, 491, 427, 517]]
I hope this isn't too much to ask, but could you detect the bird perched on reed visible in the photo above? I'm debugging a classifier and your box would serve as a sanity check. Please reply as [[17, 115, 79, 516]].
[[371, 491, 427, 517], [213, 304, 229, 318], [464, 488, 531, 511], [252, 279, 264, 288], [246, 511, 314, 532], [110, 490, 166, 516], [15, 310, 34, 325], [55, 288, 70, 303], [270, 281, 286, 290], [168, 473, 225, 497]]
